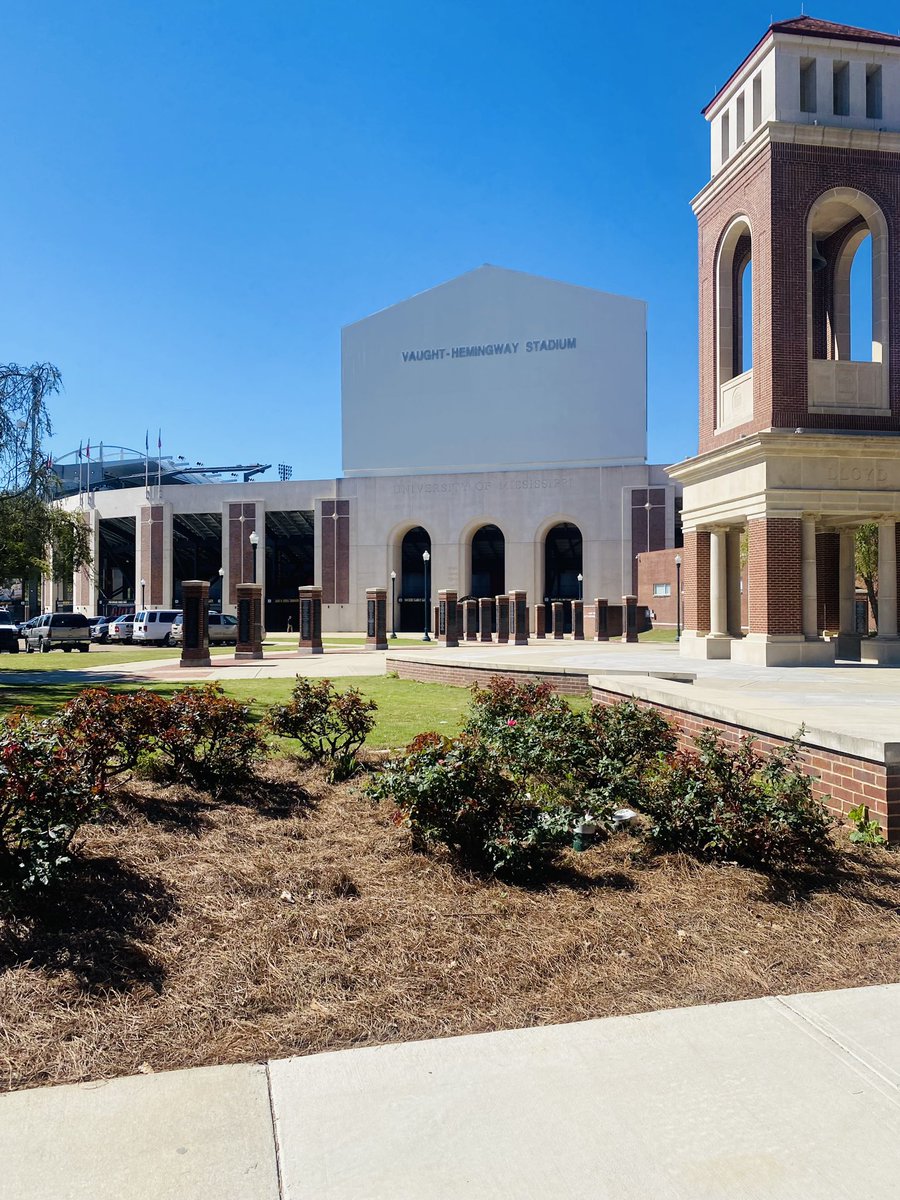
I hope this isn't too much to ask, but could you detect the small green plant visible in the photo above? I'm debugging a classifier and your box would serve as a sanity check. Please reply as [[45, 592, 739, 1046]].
[[154, 684, 267, 797], [0, 712, 101, 890], [847, 804, 887, 847], [268, 676, 377, 781]]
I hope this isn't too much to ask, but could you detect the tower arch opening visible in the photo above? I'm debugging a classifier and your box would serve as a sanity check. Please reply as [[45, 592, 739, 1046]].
[[715, 216, 754, 430]]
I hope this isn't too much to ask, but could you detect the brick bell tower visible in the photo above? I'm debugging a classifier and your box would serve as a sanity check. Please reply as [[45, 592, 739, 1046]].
[[672, 16, 900, 666]]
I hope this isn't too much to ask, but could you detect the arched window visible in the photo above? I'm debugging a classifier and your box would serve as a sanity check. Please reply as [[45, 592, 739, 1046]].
[[808, 188, 888, 411], [399, 526, 431, 633], [716, 217, 753, 429], [544, 522, 583, 635], [470, 525, 505, 599]]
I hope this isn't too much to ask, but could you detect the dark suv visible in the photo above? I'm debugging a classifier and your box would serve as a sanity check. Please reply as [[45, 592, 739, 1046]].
[[24, 612, 91, 654]]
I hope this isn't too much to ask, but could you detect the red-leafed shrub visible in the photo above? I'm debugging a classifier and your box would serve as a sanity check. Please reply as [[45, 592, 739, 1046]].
[[268, 676, 377, 781], [53, 686, 166, 795], [153, 684, 267, 796]]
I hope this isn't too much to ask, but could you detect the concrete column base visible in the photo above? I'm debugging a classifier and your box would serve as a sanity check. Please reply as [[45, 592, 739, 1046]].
[[234, 649, 264, 661], [679, 631, 733, 660], [296, 646, 325, 656], [729, 635, 836, 667], [860, 638, 900, 665]]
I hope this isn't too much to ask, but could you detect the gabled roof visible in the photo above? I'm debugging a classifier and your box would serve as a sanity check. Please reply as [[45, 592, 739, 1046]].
[[703, 15, 900, 116]]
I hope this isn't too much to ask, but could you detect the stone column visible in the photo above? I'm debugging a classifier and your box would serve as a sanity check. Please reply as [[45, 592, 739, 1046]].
[[180, 579, 211, 668], [297, 585, 323, 654], [594, 598, 609, 642], [726, 529, 743, 637], [478, 597, 493, 642], [534, 603, 546, 639], [438, 590, 459, 647], [878, 519, 898, 639], [801, 516, 819, 639], [551, 601, 565, 639], [621, 595, 638, 644], [365, 587, 388, 650], [509, 591, 528, 646], [495, 595, 509, 644], [235, 582, 264, 660], [572, 600, 585, 641], [709, 528, 728, 638], [839, 528, 857, 634]]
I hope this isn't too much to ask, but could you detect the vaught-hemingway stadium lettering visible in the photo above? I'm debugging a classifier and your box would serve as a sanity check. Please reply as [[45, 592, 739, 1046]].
[[400, 337, 576, 363]]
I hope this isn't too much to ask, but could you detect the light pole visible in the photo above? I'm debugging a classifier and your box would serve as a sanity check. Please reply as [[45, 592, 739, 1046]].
[[390, 569, 397, 639], [140, 578, 145, 610], [249, 531, 259, 585], [218, 566, 224, 611], [577, 572, 583, 601], [675, 554, 682, 641], [422, 550, 431, 642]]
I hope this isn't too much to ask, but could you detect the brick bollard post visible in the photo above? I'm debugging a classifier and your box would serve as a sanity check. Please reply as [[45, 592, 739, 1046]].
[[180, 579, 211, 668], [478, 597, 493, 642], [234, 583, 264, 661], [297, 586, 324, 654], [622, 594, 639, 644], [495, 595, 510, 644], [438, 590, 459, 647], [534, 603, 546, 639], [365, 587, 388, 650], [595, 597, 609, 642], [463, 599, 478, 641], [551, 601, 565, 639], [509, 590, 528, 646], [572, 599, 585, 641]]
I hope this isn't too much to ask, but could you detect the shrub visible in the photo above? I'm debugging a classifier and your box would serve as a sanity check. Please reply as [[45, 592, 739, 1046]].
[[641, 728, 835, 871], [153, 684, 267, 796], [0, 712, 101, 890], [369, 733, 572, 876], [52, 687, 166, 795], [847, 804, 887, 847], [268, 676, 377, 781], [588, 699, 676, 774]]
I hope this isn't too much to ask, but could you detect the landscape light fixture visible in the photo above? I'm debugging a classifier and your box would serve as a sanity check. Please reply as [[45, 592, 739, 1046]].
[[390, 569, 397, 639], [249, 531, 260, 584], [422, 550, 431, 642], [675, 554, 682, 642]]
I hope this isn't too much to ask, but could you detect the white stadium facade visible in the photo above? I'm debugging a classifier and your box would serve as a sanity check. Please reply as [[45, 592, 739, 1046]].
[[53, 265, 679, 632]]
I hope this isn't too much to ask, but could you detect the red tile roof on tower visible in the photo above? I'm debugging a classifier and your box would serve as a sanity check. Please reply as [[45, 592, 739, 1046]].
[[703, 16, 900, 115]]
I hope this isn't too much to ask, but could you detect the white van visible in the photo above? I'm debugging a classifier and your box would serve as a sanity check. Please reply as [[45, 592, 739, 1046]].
[[131, 609, 182, 646]]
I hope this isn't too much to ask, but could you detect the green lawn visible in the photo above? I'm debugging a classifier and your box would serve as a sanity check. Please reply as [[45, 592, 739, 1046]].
[[0, 673, 589, 748], [0, 644, 236, 672], [638, 627, 679, 644]]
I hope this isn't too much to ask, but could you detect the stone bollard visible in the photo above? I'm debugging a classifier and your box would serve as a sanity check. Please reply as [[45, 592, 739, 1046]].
[[572, 600, 585, 641], [298, 586, 324, 654], [438, 590, 459, 647], [234, 582, 264, 661], [365, 587, 388, 650], [463, 599, 478, 641], [509, 590, 528, 646], [622, 594, 639, 644], [495, 595, 510, 644], [595, 597, 609, 642], [180, 579, 212, 667], [534, 603, 546, 639], [552, 601, 565, 639], [478, 597, 493, 642]]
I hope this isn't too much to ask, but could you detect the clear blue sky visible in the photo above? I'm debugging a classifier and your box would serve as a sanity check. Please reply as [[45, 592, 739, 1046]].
[[1, 2, 895, 479]]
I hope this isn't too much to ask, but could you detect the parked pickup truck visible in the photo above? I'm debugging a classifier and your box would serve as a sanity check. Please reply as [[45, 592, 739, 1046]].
[[24, 612, 91, 654]]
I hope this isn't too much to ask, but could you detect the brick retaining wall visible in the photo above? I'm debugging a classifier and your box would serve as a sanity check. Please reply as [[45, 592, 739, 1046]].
[[390, 658, 590, 697]]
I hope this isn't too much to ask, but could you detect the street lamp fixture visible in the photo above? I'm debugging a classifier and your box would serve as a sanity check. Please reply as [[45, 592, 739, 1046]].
[[390, 569, 397, 639], [249, 531, 260, 585], [140, 578, 146, 609], [577, 572, 583, 601], [675, 554, 682, 642], [422, 550, 431, 642]]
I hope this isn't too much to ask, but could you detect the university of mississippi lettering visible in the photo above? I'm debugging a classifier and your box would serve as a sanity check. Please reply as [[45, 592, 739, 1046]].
[[401, 337, 576, 363]]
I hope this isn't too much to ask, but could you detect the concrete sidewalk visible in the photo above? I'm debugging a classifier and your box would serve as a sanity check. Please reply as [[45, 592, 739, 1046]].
[[4, 984, 900, 1198]]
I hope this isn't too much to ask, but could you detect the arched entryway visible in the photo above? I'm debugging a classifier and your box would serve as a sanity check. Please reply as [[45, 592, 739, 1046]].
[[471, 524, 505, 596], [544, 522, 583, 633], [399, 526, 432, 633]]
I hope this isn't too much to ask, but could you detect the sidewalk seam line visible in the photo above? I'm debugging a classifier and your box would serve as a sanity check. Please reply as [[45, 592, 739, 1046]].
[[265, 1061, 286, 1200]]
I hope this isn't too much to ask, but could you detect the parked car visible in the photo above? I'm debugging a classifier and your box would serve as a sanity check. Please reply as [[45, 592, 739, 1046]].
[[0, 611, 20, 654], [16, 615, 41, 638], [24, 612, 91, 654], [91, 617, 113, 643], [107, 613, 137, 643], [170, 611, 239, 645], [131, 609, 182, 646]]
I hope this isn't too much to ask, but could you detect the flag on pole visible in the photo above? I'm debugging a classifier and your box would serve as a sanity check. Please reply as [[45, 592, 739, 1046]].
[[85, 441, 91, 460], [157, 429, 162, 491], [144, 430, 149, 494]]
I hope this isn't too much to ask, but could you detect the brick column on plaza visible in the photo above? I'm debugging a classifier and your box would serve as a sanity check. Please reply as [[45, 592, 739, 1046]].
[[572, 599, 585, 641], [438, 590, 459, 647], [746, 518, 803, 637], [180, 579, 211, 668], [622, 595, 639, 643], [534, 603, 546, 638], [463, 599, 478, 641], [235, 582, 264, 660], [682, 531, 710, 634], [478, 597, 493, 642], [365, 587, 388, 650], [495, 595, 509, 644], [551, 601, 565, 639], [594, 598, 609, 641], [297, 585, 324, 654], [509, 591, 528, 646]]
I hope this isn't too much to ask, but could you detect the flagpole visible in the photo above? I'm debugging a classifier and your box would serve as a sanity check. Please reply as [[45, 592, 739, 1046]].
[[157, 429, 162, 494], [144, 430, 149, 498]]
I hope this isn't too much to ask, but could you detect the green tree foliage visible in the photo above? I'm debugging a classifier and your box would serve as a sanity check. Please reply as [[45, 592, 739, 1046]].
[[0, 363, 92, 586], [855, 522, 878, 626]]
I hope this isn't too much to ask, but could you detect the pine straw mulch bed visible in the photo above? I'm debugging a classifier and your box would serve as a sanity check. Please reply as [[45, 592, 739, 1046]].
[[3, 757, 900, 1093]]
